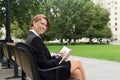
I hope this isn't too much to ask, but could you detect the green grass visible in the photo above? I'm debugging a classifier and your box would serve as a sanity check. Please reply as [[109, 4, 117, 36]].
[[47, 44, 120, 62]]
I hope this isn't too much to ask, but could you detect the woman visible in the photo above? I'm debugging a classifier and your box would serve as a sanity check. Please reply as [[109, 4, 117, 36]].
[[26, 14, 86, 80]]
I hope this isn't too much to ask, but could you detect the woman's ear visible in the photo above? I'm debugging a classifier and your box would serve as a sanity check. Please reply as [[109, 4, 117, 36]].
[[33, 21, 36, 27]]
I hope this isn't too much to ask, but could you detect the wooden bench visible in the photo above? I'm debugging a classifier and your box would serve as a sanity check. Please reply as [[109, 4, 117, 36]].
[[1, 43, 12, 68], [7, 42, 71, 80], [1, 43, 20, 79]]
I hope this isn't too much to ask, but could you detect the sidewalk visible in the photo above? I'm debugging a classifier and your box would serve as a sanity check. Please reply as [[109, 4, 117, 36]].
[[0, 64, 21, 80], [0, 56, 120, 80], [70, 56, 120, 80]]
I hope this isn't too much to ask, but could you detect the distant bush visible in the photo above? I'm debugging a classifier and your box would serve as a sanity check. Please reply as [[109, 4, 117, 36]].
[[45, 42, 108, 46], [45, 43, 67, 46]]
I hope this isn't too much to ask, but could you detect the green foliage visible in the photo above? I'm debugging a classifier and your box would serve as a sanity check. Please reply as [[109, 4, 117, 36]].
[[0, 0, 5, 27], [84, 2, 111, 42], [48, 0, 86, 40], [11, 22, 29, 39], [0, 0, 112, 42], [10, 0, 41, 39], [100, 26, 112, 38], [92, 5, 110, 29]]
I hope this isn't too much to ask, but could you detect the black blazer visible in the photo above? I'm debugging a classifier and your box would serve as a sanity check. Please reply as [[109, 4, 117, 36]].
[[26, 31, 62, 69]]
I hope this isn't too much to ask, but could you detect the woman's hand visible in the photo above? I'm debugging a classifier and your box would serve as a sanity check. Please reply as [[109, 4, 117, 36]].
[[60, 51, 66, 58]]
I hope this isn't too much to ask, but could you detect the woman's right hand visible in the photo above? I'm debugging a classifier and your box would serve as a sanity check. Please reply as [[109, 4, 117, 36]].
[[60, 51, 66, 58]]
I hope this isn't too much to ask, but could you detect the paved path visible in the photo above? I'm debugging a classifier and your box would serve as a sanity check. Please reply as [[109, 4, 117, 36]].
[[70, 56, 120, 80], [0, 56, 120, 80], [0, 64, 21, 80]]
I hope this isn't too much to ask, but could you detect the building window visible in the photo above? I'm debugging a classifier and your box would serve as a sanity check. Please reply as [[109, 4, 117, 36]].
[[115, 12, 117, 15], [101, 3, 103, 6], [115, 28, 117, 31], [115, 7, 117, 10], [115, 23, 117, 26], [115, 18, 117, 20]]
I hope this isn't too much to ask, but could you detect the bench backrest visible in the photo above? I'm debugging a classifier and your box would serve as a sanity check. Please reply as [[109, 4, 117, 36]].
[[12, 46, 22, 68], [15, 42, 41, 80], [6, 42, 41, 80], [7, 42, 71, 80], [1, 43, 9, 58]]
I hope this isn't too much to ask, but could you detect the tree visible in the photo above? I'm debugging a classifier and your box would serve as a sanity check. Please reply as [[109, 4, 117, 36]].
[[39, 0, 111, 43], [47, 0, 86, 43], [10, 0, 42, 39], [84, 3, 111, 43], [0, 0, 5, 28], [97, 26, 112, 43], [0, 0, 42, 39], [10, 0, 58, 40], [0, 0, 112, 43]]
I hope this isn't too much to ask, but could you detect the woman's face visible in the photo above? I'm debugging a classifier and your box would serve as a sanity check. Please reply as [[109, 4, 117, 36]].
[[33, 18, 48, 35]]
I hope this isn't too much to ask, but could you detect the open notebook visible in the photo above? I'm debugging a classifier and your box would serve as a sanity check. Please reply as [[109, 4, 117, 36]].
[[59, 46, 72, 64]]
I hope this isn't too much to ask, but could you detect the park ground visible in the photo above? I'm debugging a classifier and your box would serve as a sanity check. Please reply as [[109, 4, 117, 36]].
[[0, 56, 120, 80]]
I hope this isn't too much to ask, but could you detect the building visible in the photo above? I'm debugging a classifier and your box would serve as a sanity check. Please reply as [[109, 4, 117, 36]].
[[92, 0, 120, 41], [0, 27, 6, 39]]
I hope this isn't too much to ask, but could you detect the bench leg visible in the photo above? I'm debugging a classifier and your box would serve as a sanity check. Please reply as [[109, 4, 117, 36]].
[[14, 62, 21, 78], [22, 70, 26, 80]]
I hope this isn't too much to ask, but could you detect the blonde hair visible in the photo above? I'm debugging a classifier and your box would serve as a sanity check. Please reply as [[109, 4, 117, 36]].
[[30, 14, 50, 28]]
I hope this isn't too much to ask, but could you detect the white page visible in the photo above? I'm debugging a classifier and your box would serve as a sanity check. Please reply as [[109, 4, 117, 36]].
[[59, 46, 72, 64]]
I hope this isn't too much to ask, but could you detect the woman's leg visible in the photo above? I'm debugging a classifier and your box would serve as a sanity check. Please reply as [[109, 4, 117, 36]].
[[70, 69, 82, 80], [70, 60, 86, 80]]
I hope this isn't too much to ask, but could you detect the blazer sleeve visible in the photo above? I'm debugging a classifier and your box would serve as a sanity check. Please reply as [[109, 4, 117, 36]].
[[30, 37, 62, 69]]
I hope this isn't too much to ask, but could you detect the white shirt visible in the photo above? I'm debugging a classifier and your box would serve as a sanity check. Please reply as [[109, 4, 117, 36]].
[[30, 29, 41, 38]]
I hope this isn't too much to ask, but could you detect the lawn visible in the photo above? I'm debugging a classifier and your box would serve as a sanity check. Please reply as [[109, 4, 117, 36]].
[[47, 44, 120, 62]]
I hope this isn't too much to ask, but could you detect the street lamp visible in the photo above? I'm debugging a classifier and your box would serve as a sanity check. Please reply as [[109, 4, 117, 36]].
[[1, 0, 13, 67], [0, 1, 19, 77], [0, 0, 11, 62], [5, 0, 12, 42]]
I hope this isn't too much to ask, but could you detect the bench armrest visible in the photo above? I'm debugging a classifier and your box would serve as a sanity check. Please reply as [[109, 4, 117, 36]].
[[38, 65, 70, 80], [38, 65, 66, 72]]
